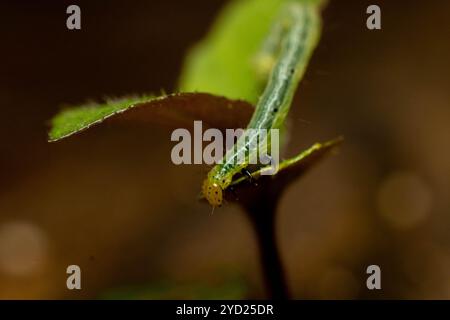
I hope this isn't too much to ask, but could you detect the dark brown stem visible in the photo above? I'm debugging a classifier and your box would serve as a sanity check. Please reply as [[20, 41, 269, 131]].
[[243, 192, 290, 300]]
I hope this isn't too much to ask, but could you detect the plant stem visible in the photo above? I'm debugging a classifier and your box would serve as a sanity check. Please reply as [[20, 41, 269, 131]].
[[244, 192, 290, 300]]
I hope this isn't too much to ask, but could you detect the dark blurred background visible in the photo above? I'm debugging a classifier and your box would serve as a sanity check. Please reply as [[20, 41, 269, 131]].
[[0, 0, 449, 299]]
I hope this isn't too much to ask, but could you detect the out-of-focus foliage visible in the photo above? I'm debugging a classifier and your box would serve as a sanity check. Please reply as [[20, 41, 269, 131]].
[[102, 279, 247, 300], [179, 0, 283, 103], [179, 0, 324, 103]]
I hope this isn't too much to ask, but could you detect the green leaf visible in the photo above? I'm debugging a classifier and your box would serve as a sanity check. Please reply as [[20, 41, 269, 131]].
[[230, 137, 343, 187], [178, 0, 325, 104], [48, 93, 254, 142], [221, 137, 344, 207], [48, 95, 152, 142]]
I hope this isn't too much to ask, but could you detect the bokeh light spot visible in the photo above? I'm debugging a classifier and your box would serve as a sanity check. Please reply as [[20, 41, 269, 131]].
[[0, 221, 49, 276], [377, 172, 432, 229]]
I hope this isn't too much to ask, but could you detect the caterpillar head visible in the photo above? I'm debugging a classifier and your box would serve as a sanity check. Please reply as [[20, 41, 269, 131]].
[[202, 179, 223, 207]]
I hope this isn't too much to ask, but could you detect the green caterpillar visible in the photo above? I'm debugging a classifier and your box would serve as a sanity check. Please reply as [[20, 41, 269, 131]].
[[203, 1, 322, 207]]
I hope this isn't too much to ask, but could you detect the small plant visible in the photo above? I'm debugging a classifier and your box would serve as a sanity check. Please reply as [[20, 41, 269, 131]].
[[48, 0, 341, 299]]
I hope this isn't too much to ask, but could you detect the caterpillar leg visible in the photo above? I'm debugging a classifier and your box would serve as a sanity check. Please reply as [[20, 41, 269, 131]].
[[241, 168, 258, 186]]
